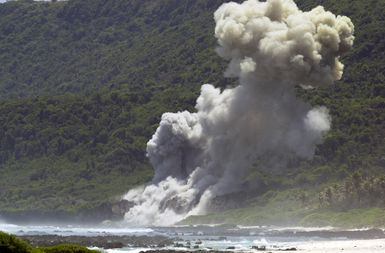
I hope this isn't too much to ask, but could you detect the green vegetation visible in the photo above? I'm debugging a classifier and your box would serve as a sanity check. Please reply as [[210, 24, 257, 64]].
[[182, 189, 316, 226], [35, 244, 99, 253], [0, 0, 230, 99], [0, 231, 99, 253], [182, 187, 385, 228], [0, 231, 31, 253], [0, 88, 196, 220], [0, 0, 384, 224], [319, 173, 385, 209]]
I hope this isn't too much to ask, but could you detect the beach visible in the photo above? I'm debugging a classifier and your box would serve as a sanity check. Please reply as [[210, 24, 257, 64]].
[[296, 238, 385, 252], [2, 223, 385, 253]]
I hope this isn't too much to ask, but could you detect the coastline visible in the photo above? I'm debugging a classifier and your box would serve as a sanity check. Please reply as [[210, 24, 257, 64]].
[[16, 228, 385, 253], [90, 239, 385, 253], [2, 223, 385, 253], [19, 234, 173, 249]]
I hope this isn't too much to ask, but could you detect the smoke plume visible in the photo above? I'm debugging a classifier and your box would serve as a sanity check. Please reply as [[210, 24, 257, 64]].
[[123, 0, 354, 226]]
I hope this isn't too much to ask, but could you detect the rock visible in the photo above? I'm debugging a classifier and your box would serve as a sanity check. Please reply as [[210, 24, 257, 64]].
[[280, 247, 297, 251], [174, 243, 184, 247], [252, 245, 266, 251], [20, 234, 173, 249]]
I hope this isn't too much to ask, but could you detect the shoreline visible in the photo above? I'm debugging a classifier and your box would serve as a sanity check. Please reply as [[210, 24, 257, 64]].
[[17, 233, 385, 253], [2, 225, 385, 252], [19, 234, 173, 249]]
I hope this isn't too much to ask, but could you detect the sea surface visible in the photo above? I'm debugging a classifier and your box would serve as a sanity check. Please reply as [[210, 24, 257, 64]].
[[0, 222, 383, 252]]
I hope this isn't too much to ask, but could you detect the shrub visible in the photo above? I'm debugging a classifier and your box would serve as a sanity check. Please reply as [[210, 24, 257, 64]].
[[0, 231, 32, 253]]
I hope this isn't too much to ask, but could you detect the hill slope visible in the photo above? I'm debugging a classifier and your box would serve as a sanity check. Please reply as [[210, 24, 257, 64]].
[[0, 0, 384, 223], [0, 0, 231, 99]]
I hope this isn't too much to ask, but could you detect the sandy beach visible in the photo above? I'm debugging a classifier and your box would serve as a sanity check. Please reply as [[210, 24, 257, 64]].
[[295, 238, 385, 253]]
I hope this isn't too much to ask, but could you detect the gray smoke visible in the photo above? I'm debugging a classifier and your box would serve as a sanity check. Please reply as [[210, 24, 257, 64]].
[[123, 0, 354, 226]]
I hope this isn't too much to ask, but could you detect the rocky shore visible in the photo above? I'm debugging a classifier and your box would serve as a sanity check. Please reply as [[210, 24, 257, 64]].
[[15, 231, 385, 253], [20, 234, 173, 249], [12, 227, 385, 252]]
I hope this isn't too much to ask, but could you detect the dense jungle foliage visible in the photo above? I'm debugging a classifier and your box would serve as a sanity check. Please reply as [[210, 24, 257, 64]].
[[0, 0, 384, 221]]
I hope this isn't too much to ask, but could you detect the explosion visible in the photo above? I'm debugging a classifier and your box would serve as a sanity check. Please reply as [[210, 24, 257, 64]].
[[123, 0, 354, 226]]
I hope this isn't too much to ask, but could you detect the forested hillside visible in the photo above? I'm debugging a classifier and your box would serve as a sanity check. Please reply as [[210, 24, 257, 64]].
[[0, 0, 384, 223], [0, 0, 230, 99]]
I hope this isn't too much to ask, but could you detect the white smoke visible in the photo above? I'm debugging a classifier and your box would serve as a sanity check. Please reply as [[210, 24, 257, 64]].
[[123, 0, 354, 226]]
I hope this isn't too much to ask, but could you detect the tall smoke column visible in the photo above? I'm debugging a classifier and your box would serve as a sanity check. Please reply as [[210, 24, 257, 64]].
[[123, 0, 354, 226]]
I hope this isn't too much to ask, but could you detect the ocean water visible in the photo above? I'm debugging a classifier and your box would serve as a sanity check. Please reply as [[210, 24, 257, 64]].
[[0, 223, 153, 237], [0, 223, 380, 252]]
